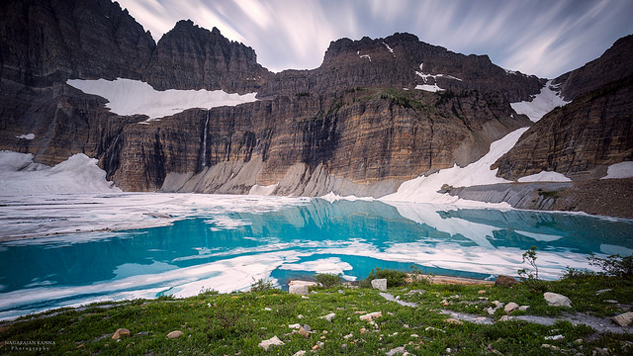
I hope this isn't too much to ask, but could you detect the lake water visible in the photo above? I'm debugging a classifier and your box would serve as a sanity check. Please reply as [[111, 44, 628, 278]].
[[1, 196, 632, 320]]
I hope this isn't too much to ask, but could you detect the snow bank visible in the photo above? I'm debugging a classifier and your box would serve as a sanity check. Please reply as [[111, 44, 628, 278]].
[[248, 183, 278, 196], [602, 161, 633, 179], [67, 78, 258, 120], [517, 171, 571, 183], [510, 80, 569, 122], [415, 84, 444, 92], [0, 151, 120, 195], [381, 128, 528, 205], [16, 133, 35, 140]]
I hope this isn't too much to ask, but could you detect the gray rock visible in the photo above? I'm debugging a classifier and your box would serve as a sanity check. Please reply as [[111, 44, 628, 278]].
[[371, 278, 387, 291], [289, 284, 309, 295], [259, 335, 285, 350], [320, 313, 336, 322], [504, 302, 519, 314], [612, 311, 633, 327], [386, 346, 409, 356], [544, 292, 572, 307], [519, 305, 530, 311]]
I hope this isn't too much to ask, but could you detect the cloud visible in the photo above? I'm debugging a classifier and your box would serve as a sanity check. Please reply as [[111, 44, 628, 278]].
[[117, 0, 633, 77]]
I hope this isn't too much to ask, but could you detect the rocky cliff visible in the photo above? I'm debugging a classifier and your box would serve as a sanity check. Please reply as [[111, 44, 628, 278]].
[[260, 33, 542, 103], [0, 0, 155, 87], [493, 36, 633, 181], [143, 20, 270, 94]]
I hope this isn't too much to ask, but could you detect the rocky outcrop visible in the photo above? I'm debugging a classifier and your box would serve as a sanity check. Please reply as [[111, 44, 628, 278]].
[[143, 20, 271, 94], [260, 33, 543, 103], [493, 75, 633, 180], [0, 0, 155, 87], [555, 35, 633, 101], [445, 178, 633, 218]]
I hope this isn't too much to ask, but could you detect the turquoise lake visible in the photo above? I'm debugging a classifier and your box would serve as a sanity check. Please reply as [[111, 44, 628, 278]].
[[1, 197, 632, 320]]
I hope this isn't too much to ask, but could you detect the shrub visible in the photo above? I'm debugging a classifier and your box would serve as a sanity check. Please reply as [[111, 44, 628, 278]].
[[588, 254, 633, 279], [250, 278, 274, 292], [518, 246, 548, 292], [316, 273, 342, 288], [363, 268, 409, 288]]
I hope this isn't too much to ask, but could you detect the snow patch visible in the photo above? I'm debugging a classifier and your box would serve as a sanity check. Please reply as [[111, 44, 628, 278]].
[[510, 80, 569, 122], [356, 50, 371, 62], [415, 84, 445, 93], [383, 41, 395, 57], [0, 151, 120, 195], [67, 78, 258, 120], [381, 128, 528, 205], [16, 133, 35, 140], [517, 171, 571, 183], [249, 183, 278, 196], [601, 161, 633, 179]]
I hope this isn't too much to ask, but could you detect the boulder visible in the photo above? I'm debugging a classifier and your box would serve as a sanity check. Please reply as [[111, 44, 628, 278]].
[[320, 313, 336, 322], [166, 330, 184, 339], [359, 312, 382, 322], [259, 335, 285, 350], [371, 278, 387, 291], [544, 292, 572, 307], [504, 302, 519, 314], [112, 328, 130, 340], [612, 311, 633, 327], [289, 284, 309, 295], [495, 275, 518, 287]]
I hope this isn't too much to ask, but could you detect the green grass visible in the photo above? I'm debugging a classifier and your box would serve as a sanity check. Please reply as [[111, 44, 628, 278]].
[[1, 276, 632, 355]]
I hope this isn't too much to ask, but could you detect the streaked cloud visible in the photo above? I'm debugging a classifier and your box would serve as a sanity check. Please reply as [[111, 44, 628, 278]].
[[117, 0, 633, 78]]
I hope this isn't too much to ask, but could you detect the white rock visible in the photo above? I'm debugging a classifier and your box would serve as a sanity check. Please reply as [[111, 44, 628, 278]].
[[545, 334, 564, 341], [259, 335, 285, 351], [292, 351, 306, 356], [371, 278, 388, 291], [504, 302, 519, 314], [544, 292, 572, 307], [289, 284, 309, 295], [320, 313, 336, 322], [288, 323, 301, 329], [386, 346, 407, 356], [360, 311, 382, 322], [612, 311, 633, 327], [519, 305, 530, 311]]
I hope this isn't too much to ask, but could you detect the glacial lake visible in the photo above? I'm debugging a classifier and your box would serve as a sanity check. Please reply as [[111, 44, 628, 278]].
[[1, 196, 633, 320]]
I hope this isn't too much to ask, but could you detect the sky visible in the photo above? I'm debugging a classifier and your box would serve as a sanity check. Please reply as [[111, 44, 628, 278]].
[[117, 0, 633, 78]]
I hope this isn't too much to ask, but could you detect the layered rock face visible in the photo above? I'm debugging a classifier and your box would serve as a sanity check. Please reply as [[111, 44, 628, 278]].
[[117, 88, 529, 194], [143, 20, 270, 94], [493, 36, 633, 181]]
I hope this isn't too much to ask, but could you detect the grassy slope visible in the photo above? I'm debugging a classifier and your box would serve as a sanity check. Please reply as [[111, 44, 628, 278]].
[[1, 275, 632, 355]]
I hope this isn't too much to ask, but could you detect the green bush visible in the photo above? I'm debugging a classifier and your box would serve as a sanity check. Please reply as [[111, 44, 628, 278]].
[[316, 273, 342, 287], [363, 267, 409, 288], [249, 278, 274, 292], [589, 254, 633, 279]]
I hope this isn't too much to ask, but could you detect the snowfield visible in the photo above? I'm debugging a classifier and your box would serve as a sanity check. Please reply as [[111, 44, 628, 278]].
[[510, 80, 569, 122], [67, 78, 258, 120], [0, 151, 120, 195], [381, 128, 528, 206]]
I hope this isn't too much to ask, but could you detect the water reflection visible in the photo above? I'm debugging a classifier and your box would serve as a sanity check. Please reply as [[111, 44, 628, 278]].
[[1, 197, 632, 320]]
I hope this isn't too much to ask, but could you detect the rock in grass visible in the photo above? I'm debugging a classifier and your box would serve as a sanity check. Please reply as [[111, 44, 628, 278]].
[[543, 292, 572, 307], [504, 302, 519, 314], [112, 328, 130, 340], [371, 278, 387, 291], [298, 327, 310, 338], [292, 351, 306, 356], [289, 284, 309, 295], [386, 346, 409, 356], [612, 311, 633, 327], [320, 313, 336, 322], [359, 311, 382, 322], [259, 335, 285, 350], [166, 330, 184, 339]]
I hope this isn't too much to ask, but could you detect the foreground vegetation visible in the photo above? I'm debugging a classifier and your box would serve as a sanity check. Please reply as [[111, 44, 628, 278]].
[[1, 255, 632, 355]]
